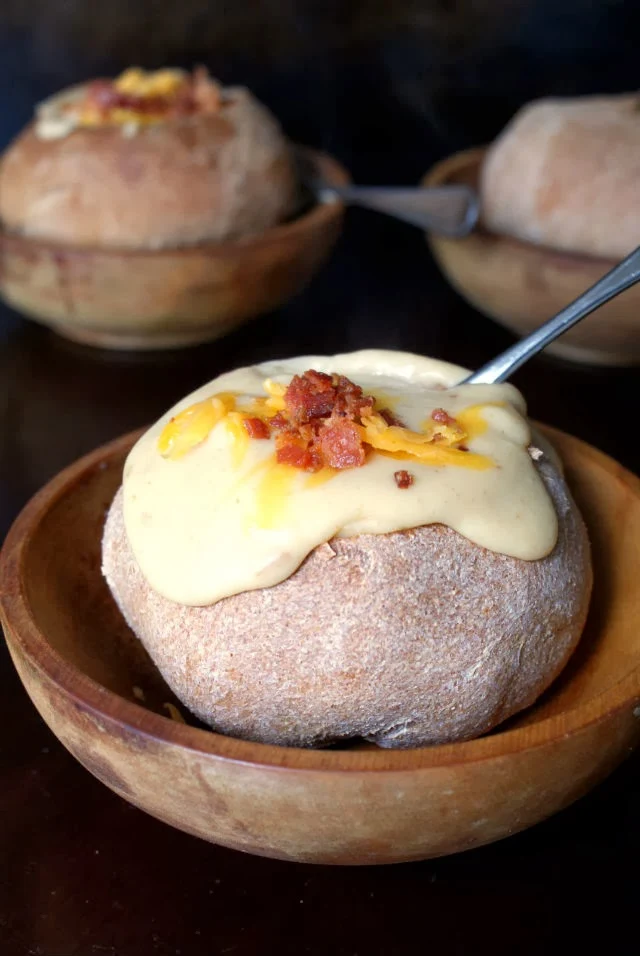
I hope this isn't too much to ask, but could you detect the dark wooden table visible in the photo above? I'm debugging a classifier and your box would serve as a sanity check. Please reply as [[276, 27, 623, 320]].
[[1, 211, 638, 955]]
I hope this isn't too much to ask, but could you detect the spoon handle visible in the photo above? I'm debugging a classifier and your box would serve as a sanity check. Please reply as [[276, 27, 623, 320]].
[[464, 245, 640, 385], [320, 184, 479, 238]]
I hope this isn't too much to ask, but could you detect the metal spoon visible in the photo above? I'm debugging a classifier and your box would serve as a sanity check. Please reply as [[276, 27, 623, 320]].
[[463, 245, 640, 384], [317, 181, 479, 238], [297, 149, 479, 237]]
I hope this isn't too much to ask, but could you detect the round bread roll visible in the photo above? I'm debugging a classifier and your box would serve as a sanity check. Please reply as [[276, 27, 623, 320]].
[[102, 448, 592, 749], [480, 93, 640, 259], [0, 85, 297, 249]]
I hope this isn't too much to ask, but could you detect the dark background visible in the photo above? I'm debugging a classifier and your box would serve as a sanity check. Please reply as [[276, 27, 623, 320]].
[[1, 2, 639, 954], [1, 0, 640, 180]]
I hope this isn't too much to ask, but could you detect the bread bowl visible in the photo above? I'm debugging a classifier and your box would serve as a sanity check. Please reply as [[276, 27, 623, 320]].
[[423, 92, 640, 365], [101, 350, 592, 748], [0, 421, 637, 862], [0, 67, 348, 350], [423, 149, 640, 366], [480, 93, 640, 260], [0, 67, 297, 248]]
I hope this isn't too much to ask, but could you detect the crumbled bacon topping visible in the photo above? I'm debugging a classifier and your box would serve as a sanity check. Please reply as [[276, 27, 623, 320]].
[[282, 370, 375, 425], [158, 369, 477, 470], [267, 411, 289, 431], [394, 470, 414, 489], [318, 419, 366, 469], [431, 407, 457, 425], [283, 370, 336, 423], [229, 370, 470, 474], [85, 80, 175, 117], [243, 417, 270, 440], [269, 371, 378, 472], [81, 67, 221, 123], [273, 431, 323, 471]]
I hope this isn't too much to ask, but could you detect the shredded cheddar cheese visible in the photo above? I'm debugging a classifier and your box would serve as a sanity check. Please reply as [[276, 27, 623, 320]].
[[158, 393, 236, 459], [223, 411, 252, 469], [157, 376, 494, 471], [114, 68, 186, 98], [359, 413, 491, 469], [163, 702, 186, 723], [263, 379, 286, 399], [60, 66, 222, 130]]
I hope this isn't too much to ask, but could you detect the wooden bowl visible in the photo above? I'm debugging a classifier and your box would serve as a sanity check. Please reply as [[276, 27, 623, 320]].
[[422, 148, 640, 366], [0, 148, 348, 351], [1, 426, 639, 865]]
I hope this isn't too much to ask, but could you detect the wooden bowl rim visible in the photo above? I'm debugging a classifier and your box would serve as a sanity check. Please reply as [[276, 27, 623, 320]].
[[2, 426, 640, 774], [0, 145, 349, 262], [421, 147, 618, 268]]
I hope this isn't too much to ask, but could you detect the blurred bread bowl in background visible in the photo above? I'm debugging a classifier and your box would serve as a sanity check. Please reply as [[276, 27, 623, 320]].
[[424, 92, 640, 365], [0, 68, 348, 349], [0, 68, 297, 249]]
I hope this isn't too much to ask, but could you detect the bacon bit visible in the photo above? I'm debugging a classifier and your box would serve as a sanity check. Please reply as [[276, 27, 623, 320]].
[[275, 431, 323, 471], [306, 369, 335, 390], [431, 407, 456, 425], [318, 419, 366, 469], [332, 375, 375, 419], [273, 371, 378, 471], [81, 68, 221, 124], [86, 79, 179, 117], [379, 407, 405, 427], [243, 417, 270, 440], [283, 370, 376, 427], [191, 65, 222, 113], [394, 470, 414, 489], [284, 371, 336, 424], [85, 79, 120, 112], [268, 411, 289, 430]]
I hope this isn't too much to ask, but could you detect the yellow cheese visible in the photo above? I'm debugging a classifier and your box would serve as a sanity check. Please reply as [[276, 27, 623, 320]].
[[158, 393, 236, 460], [114, 67, 186, 98]]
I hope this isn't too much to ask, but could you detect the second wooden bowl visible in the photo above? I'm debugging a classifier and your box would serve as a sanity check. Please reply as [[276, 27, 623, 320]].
[[1, 427, 639, 864], [423, 148, 640, 366], [0, 148, 348, 351]]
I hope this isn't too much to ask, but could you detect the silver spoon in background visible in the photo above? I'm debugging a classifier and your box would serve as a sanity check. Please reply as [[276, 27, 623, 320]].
[[299, 150, 479, 237], [463, 245, 640, 384], [317, 181, 479, 238]]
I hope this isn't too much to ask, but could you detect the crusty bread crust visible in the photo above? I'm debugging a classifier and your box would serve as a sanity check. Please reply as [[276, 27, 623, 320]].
[[0, 87, 297, 248], [102, 453, 592, 749], [481, 93, 640, 259]]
